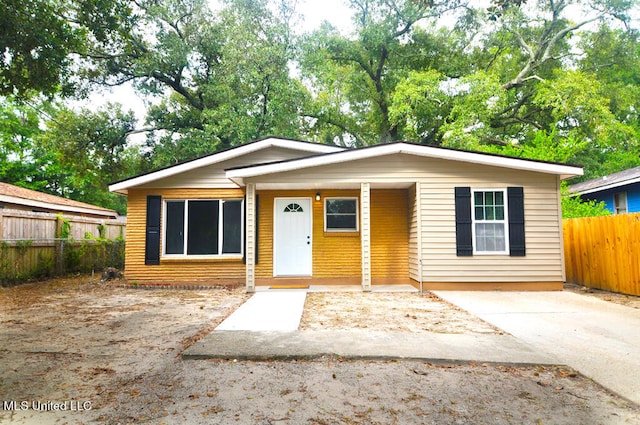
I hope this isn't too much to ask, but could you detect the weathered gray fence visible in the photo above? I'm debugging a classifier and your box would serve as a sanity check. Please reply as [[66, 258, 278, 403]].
[[0, 209, 126, 284]]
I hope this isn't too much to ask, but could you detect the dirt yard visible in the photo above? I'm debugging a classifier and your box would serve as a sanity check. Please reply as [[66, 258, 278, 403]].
[[1, 276, 639, 424], [564, 282, 640, 309], [300, 291, 501, 334]]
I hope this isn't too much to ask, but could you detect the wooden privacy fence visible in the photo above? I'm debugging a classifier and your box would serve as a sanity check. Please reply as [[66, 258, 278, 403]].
[[563, 213, 640, 296], [0, 209, 126, 284]]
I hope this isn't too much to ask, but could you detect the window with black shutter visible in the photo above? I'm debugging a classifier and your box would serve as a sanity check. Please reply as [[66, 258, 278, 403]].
[[455, 186, 526, 257]]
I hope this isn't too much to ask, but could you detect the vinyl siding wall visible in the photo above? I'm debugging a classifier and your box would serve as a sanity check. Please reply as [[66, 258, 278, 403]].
[[136, 147, 319, 189], [125, 188, 246, 283], [408, 183, 420, 282], [245, 153, 564, 284]]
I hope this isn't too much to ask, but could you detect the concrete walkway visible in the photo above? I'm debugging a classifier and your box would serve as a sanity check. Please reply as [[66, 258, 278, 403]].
[[187, 286, 556, 366], [215, 291, 307, 331], [184, 330, 555, 365], [434, 291, 640, 405]]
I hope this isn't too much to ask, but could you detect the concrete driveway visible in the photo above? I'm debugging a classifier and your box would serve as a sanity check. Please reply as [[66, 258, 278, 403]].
[[434, 290, 640, 405]]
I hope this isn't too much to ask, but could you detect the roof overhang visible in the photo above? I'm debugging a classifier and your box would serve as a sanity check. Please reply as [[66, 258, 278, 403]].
[[109, 137, 345, 194], [227, 142, 584, 186], [0, 194, 118, 219]]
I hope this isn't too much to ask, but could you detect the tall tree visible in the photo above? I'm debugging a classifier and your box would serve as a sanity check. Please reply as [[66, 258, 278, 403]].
[[83, 0, 307, 167], [0, 0, 133, 97], [39, 104, 141, 214], [387, 0, 637, 180], [300, 0, 464, 145], [0, 97, 55, 190]]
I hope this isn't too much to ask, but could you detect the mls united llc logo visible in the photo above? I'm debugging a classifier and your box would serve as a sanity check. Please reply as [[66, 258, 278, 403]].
[[2, 400, 92, 411]]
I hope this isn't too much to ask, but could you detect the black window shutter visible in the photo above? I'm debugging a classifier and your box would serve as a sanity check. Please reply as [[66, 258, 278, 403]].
[[507, 187, 526, 257], [454, 187, 473, 256], [145, 195, 162, 265]]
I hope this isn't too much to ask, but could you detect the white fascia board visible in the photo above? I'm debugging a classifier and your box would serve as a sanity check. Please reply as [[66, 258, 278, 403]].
[[0, 194, 117, 218], [571, 176, 640, 196], [226, 142, 584, 182], [109, 137, 345, 194], [397, 144, 584, 180]]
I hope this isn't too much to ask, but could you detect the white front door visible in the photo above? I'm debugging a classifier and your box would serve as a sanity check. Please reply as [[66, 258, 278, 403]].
[[274, 198, 312, 276]]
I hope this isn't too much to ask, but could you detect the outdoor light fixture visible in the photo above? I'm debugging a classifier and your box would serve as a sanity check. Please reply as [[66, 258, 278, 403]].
[[315, 192, 321, 201]]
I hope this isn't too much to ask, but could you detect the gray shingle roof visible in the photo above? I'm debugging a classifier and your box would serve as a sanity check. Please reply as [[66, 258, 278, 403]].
[[569, 166, 640, 195]]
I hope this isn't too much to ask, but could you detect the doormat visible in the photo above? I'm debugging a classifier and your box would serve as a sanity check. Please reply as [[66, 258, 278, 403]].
[[269, 285, 310, 289]]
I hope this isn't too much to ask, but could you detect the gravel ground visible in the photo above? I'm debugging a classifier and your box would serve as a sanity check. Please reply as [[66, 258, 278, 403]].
[[1, 276, 639, 424]]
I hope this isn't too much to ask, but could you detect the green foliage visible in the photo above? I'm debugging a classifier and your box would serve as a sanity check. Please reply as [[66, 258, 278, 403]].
[[56, 215, 72, 239], [1, 0, 639, 214], [0, 240, 34, 285], [561, 184, 611, 219], [300, 0, 458, 145], [0, 0, 133, 97], [81, 0, 307, 168], [0, 97, 56, 191], [61, 239, 124, 274], [39, 104, 139, 214], [389, 69, 449, 144]]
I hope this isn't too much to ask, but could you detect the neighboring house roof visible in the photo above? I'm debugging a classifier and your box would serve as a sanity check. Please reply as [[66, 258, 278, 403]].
[[226, 141, 583, 186], [109, 137, 346, 194], [0, 182, 118, 218], [569, 165, 640, 196]]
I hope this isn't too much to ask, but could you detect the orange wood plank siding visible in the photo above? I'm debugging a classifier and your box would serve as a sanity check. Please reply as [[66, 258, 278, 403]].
[[255, 190, 362, 279], [125, 187, 410, 283], [371, 189, 409, 279], [256, 189, 409, 280], [124, 188, 245, 283]]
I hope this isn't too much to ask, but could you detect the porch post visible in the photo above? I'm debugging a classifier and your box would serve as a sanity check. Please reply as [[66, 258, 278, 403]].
[[361, 182, 372, 291], [245, 183, 256, 293]]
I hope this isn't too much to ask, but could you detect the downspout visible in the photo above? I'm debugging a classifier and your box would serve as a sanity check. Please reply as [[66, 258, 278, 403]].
[[419, 258, 423, 294]]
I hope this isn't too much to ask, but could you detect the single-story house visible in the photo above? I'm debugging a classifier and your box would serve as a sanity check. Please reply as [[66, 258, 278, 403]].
[[109, 137, 583, 292], [569, 166, 640, 214], [0, 182, 119, 219]]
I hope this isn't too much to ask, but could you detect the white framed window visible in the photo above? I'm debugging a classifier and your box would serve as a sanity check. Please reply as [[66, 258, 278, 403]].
[[614, 192, 628, 214], [163, 199, 243, 256], [324, 197, 358, 232], [472, 189, 509, 254]]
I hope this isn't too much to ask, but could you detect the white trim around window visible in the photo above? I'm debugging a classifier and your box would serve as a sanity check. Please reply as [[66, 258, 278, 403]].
[[324, 197, 359, 232], [471, 189, 509, 255], [614, 191, 628, 214], [162, 199, 244, 258]]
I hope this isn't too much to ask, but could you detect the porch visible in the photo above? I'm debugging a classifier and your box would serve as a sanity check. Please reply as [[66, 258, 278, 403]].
[[244, 183, 417, 292]]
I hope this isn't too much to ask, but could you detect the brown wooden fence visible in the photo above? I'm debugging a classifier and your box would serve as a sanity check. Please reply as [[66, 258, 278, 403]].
[[563, 213, 640, 296], [0, 209, 126, 284]]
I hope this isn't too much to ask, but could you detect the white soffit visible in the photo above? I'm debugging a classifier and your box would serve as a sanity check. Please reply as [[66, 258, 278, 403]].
[[109, 137, 345, 194], [226, 142, 584, 185]]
